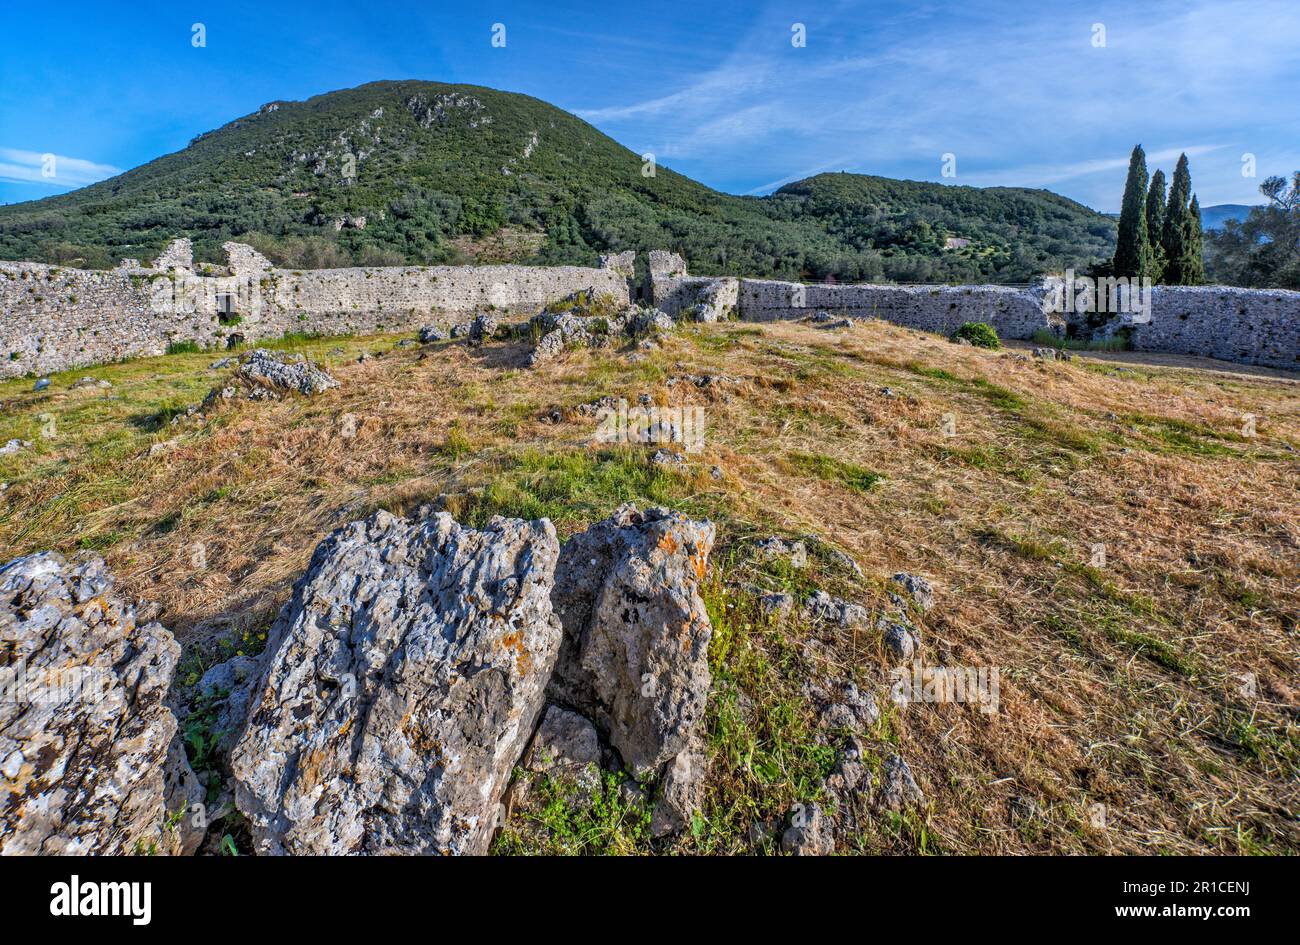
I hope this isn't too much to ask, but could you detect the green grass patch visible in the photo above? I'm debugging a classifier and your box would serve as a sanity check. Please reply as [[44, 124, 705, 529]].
[[788, 451, 883, 493], [494, 768, 652, 855]]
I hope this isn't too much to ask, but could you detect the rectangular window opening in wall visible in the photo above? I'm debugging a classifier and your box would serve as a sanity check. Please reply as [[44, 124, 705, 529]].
[[217, 293, 239, 324]]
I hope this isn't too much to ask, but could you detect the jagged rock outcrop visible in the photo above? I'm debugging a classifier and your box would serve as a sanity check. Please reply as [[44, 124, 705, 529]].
[[0, 553, 203, 855], [525, 302, 675, 367], [547, 504, 715, 831], [239, 349, 338, 396], [230, 510, 562, 855]]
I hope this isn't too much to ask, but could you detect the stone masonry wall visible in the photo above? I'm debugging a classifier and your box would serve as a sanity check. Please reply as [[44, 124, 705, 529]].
[[1130, 286, 1299, 369], [3, 240, 1296, 378], [650, 258, 1298, 371], [736, 279, 1058, 340], [0, 241, 630, 379]]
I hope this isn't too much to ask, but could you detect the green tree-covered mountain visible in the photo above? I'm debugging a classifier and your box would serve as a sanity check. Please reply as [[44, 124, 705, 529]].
[[0, 80, 1115, 282]]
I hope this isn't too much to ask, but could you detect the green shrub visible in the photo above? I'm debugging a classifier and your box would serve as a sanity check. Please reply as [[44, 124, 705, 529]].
[[165, 340, 201, 355], [951, 321, 1000, 349]]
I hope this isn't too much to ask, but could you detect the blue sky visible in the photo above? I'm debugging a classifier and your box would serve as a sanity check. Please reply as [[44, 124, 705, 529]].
[[2, 0, 1297, 210]]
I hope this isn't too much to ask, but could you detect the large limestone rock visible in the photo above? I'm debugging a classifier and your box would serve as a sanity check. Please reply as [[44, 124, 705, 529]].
[[230, 510, 562, 855], [548, 505, 715, 829], [0, 553, 203, 855], [239, 349, 338, 396]]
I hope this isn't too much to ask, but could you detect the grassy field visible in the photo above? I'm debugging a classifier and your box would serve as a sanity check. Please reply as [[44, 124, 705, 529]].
[[1, 318, 1296, 855]]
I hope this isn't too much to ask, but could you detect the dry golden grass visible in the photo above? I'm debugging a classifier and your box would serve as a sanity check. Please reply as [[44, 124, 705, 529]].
[[1, 318, 1296, 854]]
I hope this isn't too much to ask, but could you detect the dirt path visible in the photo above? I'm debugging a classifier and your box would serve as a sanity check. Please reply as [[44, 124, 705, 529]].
[[1004, 340, 1300, 383]]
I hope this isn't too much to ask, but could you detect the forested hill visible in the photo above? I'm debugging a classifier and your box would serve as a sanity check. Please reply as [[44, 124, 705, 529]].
[[0, 80, 1115, 283]]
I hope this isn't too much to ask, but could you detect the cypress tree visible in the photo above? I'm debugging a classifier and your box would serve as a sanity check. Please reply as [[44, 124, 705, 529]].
[[1112, 145, 1151, 278], [1183, 195, 1205, 285], [1162, 153, 1192, 284], [1145, 169, 1167, 281]]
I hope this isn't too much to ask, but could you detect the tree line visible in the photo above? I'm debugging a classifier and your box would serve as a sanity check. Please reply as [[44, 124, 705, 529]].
[[1205, 172, 1300, 289]]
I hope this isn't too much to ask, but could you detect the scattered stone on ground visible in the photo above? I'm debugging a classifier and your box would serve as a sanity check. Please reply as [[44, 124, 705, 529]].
[[0, 552, 203, 855], [824, 736, 871, 799], [890, 572, 935, 611], [803, 677, 880, 734], [781, 802, 835, 855], [754, 536, 807, 569], [418, 323, 448, 343], [803, 590, 870, 629], [33, 378, 49, 392], [880, 755, 926, 812], [879, 616, 919, 662], [71, 376, 110, 389], [0, 438, 30, 457], [759, 592, 795, 620]]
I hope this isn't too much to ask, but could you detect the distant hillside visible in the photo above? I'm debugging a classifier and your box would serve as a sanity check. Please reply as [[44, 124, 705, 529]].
[[0, 80, 1115, 283], [1199, 204, 1258, 231]]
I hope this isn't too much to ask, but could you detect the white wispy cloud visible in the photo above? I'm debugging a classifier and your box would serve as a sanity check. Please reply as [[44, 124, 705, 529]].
[[0, 147, 121, 188], [572, 0, 1300, 209]]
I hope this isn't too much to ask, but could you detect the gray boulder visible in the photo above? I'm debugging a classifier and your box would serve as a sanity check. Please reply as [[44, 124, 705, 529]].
[[527, 329, 567, 367], [548, 505, 716, 830], [0, 552, 203, 855], [467, 312, 500, 346], [418, 324, 448, 343], [525, 704, 602, 775], [230, 509, 562, 855], [240, 349, 338, 396]]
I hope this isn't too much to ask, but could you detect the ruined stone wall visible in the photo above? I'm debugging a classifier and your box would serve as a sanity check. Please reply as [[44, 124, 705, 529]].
[[4, 240, 1296, 378], [649, 259, 1297, 371], [0, 241, 630, 379], [0, 262, 239, 379], [264, 264, 630, 338], [1130, 286, 1300, 369], [735, 279, 1056, 339]]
